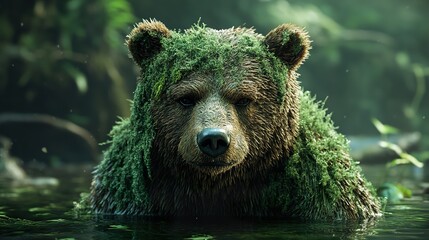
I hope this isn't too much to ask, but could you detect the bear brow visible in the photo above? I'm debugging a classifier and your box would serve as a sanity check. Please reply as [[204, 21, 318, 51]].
[[168, 78, 208, 99], [222, 80, 258, 99]]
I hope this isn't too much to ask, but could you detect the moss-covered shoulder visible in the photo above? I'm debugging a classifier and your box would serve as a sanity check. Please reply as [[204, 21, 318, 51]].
[[89, 117, 152, 215], [269, 92, 381, 220]]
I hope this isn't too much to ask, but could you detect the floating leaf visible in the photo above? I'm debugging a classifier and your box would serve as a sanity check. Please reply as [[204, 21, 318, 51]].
[[377, 183, 403, 203], [395, 183, 412, 198], [108, 224, 130, 231], [184, 234, 215, 240], [47, 218, 66, 222], [28, 207, 49, 213]]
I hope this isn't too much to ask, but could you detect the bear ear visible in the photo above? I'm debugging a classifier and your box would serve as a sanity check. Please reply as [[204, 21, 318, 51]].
[[126, 19, 171, 65], [264, 24, 311, 71]]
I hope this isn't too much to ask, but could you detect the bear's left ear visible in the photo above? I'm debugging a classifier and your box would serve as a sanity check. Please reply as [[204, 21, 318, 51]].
[[264, 24, 311, 71], [126, 19, 171, 66]]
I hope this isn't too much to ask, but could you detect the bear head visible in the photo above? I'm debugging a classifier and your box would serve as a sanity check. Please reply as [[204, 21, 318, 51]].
[[126, 20, 310, 177]]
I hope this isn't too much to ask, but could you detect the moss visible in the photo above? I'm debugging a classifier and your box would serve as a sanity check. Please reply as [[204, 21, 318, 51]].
[[90, 22, 380, 218], [261, 92, 380, 220], [281, 30, 303, 58], [138, 23, 288, 101], [91, 115, 151, 214]]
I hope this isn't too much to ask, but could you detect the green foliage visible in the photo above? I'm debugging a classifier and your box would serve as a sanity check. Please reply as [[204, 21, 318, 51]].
[[0, 0, 135, 140], [372, 118, 424, 169], [1, 0, 133, 85]]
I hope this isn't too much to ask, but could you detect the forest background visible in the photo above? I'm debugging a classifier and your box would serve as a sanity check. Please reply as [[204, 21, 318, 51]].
[[1, 0, 428, 154]]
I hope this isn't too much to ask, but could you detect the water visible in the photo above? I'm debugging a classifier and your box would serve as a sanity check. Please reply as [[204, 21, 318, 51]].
[[1, 166, 429, 239]]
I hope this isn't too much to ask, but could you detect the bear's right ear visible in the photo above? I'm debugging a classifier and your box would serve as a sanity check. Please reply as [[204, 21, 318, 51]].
[[126, 20, 171, 65], [264, 24, 311, 71]]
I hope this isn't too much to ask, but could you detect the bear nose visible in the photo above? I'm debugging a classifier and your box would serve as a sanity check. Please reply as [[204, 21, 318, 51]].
[[197, 128, 230, 158]]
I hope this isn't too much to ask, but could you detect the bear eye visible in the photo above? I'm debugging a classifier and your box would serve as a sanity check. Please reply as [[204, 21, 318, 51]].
[[235, 98, 252, 107], [178, 97, 196, 107]]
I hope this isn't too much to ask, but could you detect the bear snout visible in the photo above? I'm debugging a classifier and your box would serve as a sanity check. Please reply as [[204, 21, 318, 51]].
[[197, 128, 230, 158]]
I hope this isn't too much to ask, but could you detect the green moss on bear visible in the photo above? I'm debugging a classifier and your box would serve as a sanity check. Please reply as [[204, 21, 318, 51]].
[[89, 20, 381, 219]]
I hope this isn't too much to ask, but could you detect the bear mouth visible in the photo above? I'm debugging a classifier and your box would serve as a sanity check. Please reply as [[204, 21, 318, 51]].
[[189, 159, 239, 174], [197, 161, 232, 167]]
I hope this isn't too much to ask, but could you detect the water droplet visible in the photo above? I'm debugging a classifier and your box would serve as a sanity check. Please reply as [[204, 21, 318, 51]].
[[11, 64, 15, 67], [423, 116, 426, 120], [70, 109, 73, 113], [20, 22, 24, 27], [345, 69, 349, 73], [41, 147, 48, 153], [57, 44, 60, 48]]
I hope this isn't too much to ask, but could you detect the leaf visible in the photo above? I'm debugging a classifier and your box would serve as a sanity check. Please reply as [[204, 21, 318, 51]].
[[395, 183, 412, 198], [64, 63, 88, 94], [372, 118, 399, 135], [386, 158, 411, 168], [380, 141, 424, 168], [379, 141, 402, 155], [398, 152, 424, 168]]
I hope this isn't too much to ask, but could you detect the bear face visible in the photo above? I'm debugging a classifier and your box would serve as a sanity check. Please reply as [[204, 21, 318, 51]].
[[153, 66, 284, 176], [128, 20, 309, 177]]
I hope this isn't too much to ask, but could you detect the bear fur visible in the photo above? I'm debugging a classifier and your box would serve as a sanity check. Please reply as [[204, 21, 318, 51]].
[[89, 20, 381, 220]]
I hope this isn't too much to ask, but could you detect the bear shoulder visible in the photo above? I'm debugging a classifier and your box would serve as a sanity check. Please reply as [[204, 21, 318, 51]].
[[90, 117, 151, 215], [274, 92, 381, 219]]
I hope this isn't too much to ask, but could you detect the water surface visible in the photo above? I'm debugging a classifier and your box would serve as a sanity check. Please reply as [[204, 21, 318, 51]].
[[1, 166, 428, 239]]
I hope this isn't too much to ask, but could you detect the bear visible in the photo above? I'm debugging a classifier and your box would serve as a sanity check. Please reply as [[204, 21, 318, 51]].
[[89, 19, 382, 220]]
